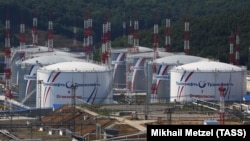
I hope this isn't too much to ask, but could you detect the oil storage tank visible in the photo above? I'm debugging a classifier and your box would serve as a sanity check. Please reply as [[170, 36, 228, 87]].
[[146, 54, 210, 103], [11, 45, 52, 92], [11, 45, 85, 95], [170, 61, 247, 102], [16, 55, 84, 105], [127, 51, 174, 93], [111, 46, 153, 89], [36, 61, 113, 108], [111, 48, 127, 89]]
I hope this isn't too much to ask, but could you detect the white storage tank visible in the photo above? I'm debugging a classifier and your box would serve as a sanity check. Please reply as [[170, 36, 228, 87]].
[[127, 51, 174, 93], [16, 55, 84, 104], [111, 48, 127, 89], [36, 61, 113, 108], [11, 45, 53, 97], [147, 54, 210, 103], [170, 61, 247, 102], [11, 45, 85, 95], [111, 46, 153, 89]]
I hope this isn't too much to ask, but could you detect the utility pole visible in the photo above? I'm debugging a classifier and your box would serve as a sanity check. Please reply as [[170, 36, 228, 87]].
[[144, 61, 151, 120], [38, 80, 43, 126], [70, 82, 77, 132]]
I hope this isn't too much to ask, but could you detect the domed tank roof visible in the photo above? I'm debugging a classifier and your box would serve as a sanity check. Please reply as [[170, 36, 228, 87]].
[[137, 46, 154, 52], [40, 61, 110, 72], [28, 49, 84, 58], [128, 51, 174, 58], [12, 45, 84, 58], [111, 46, 153, 53], [13, 45, 55, 53], [174, 61, 244, 72], [18, 55, 84, 65], [154, 54, 209, 65]]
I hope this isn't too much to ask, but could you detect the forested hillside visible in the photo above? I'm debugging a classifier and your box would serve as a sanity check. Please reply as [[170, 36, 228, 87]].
[[0, 0, 250, 66]]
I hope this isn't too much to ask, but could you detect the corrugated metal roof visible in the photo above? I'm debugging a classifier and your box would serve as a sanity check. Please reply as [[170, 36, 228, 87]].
[[40, 61, 109, 72], [154, 54, 209, 64], [174, 61, 245, 71]]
